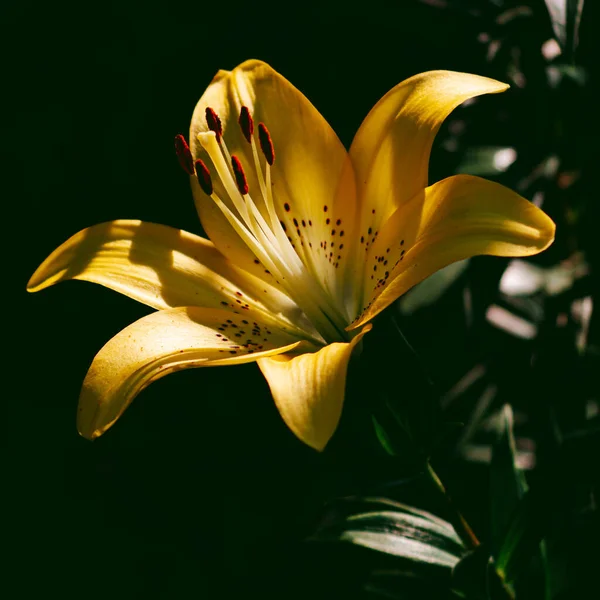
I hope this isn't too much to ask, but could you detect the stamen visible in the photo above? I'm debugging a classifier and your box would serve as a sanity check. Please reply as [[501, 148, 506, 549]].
[[197, 131, 250, 222], [205, 107, 223, 141], [174, 134, 194, 175], [239, 106, 254, 144], [197, 127, 347, 341], [258, 123, 275, 165], [231, 155, 249, 196], [194, 159, 213, 196]]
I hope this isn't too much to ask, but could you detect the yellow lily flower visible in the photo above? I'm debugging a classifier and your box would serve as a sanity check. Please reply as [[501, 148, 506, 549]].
[[27, 60, 555, 451]]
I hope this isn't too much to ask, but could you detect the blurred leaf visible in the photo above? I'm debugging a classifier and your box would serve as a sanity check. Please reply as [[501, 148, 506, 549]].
[[457, 147, 517, 177], [499, 260, 546, 296], [490, 405, 527, 558], [452, 546, 510, 600], [441, 365, 487, 409], [371, 398, 421, 463], [499, 258, 590, 298], [372, 415, 400, 457], [365, 568, 453, 599], [367, 315, 442, 459], [547, 64, 588, 87], [486, 304, 537, 339], [571, 295, 593, 354], [495, 488, 548, 584], [398, 260, 470, 315], [313, 501, 465, 569], [543, 0, 584, 57], [457, 384, 497, 449]]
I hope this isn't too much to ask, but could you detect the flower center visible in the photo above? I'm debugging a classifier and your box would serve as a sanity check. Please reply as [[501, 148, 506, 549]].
[[181, 108, 350, 343]]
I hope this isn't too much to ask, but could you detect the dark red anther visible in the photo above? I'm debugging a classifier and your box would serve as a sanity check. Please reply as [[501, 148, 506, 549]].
[[238, 106, 254, 144], [205, 107, 223, 141], [258, 123, 275, 165], [194, 159, 213, 196], [174, 134, 195, 175], [231, 155, 249, 195]]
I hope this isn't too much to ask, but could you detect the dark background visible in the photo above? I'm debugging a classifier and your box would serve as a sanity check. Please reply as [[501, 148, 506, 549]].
[[6, 0, 596, 598]]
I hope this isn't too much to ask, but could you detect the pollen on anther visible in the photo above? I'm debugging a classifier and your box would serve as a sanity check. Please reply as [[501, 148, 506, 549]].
[[174, 135, 195, 175], [231, 155, 249, 195], [194, 159, 213, 195], [258, 123, 275, 165], [239, 106, 254, 143], [205, 107, 223, 140]]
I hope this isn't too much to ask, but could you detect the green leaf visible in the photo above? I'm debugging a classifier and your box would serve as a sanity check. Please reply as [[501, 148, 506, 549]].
[[490, 405, 551, 592], [312, 500, 466, 570], [452, 547, 511, 600], [455, 147, 517, 177], [490, 404, 528, 558], [372, 415, 399, 457], [495, 488, 548, 584], [376, 316, 442, 458], [397, 259, 470, 315], [543, 0, 585, 57], [370, 398, 423, 464]]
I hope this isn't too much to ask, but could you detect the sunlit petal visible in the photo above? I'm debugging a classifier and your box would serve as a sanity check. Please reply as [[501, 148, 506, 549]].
[[351, 175, 555, 328], [257, 324, 372, 451], [350, 71, 509, 300], [78, 306, 308, 439], [26, 219, 315, 333]]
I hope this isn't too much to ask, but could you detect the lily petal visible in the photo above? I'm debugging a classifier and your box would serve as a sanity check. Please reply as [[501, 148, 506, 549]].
[[350, 70, 508, 252], [351, 175, 555, 328], [27, 219, 312, 332], [78, 306, 308, 439], [257, 324, 372, 451], [190, 60, 357, 314]]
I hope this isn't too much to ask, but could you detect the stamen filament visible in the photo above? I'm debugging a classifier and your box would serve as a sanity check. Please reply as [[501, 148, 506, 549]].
[[211, 187, 344, 340], [198, 132, 251, 224], [211, 191, 342, 339], [197, 120, 349, 341], [250, 138, 270, 217], [209, 191, 287, 282]]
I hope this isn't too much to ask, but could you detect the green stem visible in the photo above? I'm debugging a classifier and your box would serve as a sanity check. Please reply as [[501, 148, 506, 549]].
[[425, 461, 480, 550], [425, 461, 516, 600]]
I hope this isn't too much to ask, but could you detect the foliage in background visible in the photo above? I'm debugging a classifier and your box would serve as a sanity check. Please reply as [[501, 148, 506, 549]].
[[11, 0, 595, 598], [306, 1, 596, 598]]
